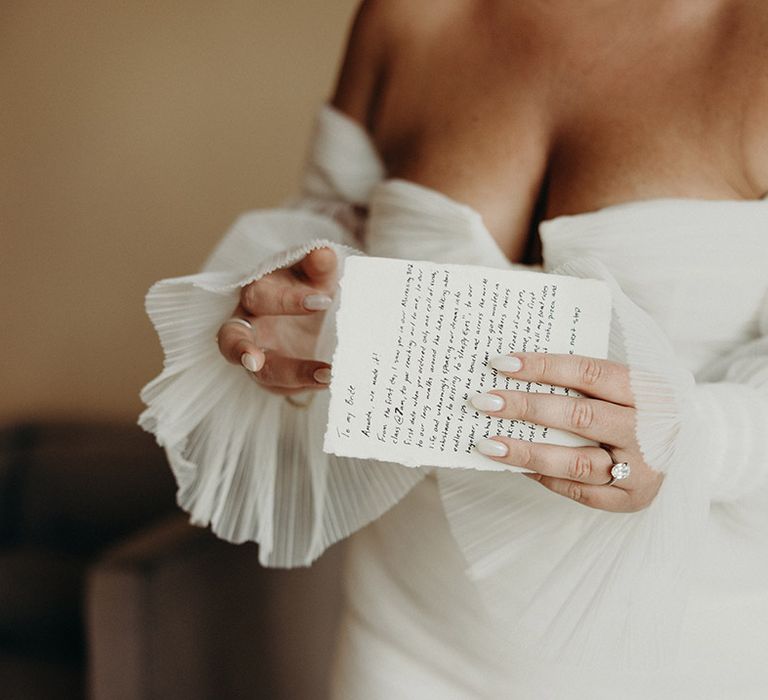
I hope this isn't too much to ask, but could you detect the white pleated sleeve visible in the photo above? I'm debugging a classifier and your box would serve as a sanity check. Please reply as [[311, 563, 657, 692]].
[[138, 108, 425, 567]]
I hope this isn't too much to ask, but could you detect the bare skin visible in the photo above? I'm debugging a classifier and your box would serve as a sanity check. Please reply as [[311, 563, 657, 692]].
[[216, 0, 768, 510], [358, 0, 768, 260]]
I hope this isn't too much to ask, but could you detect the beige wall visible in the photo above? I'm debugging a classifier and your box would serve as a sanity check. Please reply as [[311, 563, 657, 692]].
[[0, 1, 358, 424]]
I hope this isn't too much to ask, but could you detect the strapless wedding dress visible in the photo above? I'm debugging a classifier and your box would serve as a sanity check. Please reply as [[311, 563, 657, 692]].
[[139, 103, 768, 699]]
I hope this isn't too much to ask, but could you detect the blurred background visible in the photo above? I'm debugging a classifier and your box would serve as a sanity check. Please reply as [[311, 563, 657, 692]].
[[1, 1, 358, 697]]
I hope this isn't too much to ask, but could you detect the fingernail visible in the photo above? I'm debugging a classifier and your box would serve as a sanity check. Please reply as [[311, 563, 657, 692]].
[[469, 392, 505, 412], [313, 367, 331, 384], [303, 294, 333, 311], [475, 438, 508, 457], [489, 355, 522, 373], [241, 352, 261, 372]]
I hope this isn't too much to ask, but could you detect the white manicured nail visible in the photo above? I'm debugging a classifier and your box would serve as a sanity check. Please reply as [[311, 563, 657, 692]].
[[469, 392, 505, 412], [313, 367, 331, 384], [489, 355, 522, 373], [303, 294, 333, 311], [241, 352, 261, 372], [475, 438, 508, 458]]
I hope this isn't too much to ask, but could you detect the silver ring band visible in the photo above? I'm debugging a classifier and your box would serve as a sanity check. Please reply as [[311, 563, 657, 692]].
[[221, 317, 253, 330], [602, 446, 631, 487], [215, 317, 253, 343], [285, 393, 315, 409]]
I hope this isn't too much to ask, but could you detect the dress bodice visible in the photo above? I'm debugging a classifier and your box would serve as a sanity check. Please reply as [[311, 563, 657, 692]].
[[540, 199, 768, 375], [311, 103, 768, 378]]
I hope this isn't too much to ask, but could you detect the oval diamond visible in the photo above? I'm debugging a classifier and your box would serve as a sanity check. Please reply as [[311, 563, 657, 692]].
[[611, 462, 631, 480]]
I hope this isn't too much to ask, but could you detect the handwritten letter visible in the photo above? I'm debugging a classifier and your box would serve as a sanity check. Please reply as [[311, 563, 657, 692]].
[[323, 257, 611, 472]]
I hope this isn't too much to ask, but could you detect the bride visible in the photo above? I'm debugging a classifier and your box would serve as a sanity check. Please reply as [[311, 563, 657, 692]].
[[139, 1, 768, 698]]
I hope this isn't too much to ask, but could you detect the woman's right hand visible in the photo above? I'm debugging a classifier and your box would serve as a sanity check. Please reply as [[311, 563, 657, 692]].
[[215, 247, 337, 395]]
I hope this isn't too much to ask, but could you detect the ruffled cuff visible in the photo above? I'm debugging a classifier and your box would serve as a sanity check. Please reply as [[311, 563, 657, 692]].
[[138, 210, 424, 566]]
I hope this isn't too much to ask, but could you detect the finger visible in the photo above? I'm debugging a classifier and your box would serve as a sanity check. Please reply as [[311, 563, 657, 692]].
[[240, 268, 333, 317], [294, 246, 337, 287], [249, 350, 331, 390], [216, 313, 265, 371], [469, 390, 635, 445], [488, 353, 634, 406], [521, 473, 635, 513], [474, 437, 615, 485]]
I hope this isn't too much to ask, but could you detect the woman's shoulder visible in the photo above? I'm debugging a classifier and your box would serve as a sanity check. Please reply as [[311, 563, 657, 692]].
[[329, 0, 470, 128], [351, 0, 468, 37]]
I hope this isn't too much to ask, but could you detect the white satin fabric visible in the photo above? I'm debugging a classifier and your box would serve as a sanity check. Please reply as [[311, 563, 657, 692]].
[[139, 103, 768, 698]]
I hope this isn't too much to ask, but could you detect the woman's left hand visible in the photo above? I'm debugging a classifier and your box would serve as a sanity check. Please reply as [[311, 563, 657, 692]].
[[471, 352, 664, 512]]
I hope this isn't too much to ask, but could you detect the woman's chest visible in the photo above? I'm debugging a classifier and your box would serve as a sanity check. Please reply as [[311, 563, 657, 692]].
[[366, 3, 766, 261]]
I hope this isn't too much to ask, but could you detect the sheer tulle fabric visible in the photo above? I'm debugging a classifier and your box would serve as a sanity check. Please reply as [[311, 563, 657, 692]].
[[139, 103, 768, 683]]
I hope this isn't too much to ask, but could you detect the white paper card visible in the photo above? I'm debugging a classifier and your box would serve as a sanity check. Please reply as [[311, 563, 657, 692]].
[[323, 256, 612, 472]]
